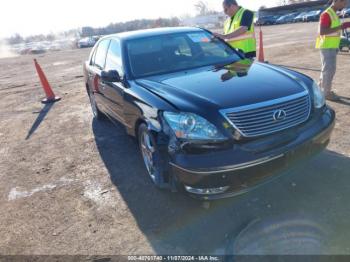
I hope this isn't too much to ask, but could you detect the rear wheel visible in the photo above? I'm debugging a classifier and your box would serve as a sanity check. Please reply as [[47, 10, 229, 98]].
[[88, 87, 104, 120]]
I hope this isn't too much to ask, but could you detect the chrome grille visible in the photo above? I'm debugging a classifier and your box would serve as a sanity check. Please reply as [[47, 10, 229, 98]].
[[221, 91, 311, 138]]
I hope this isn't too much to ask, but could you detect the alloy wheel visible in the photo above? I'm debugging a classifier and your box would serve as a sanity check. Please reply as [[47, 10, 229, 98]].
[[89, 89, 98, 117], [140, 130, 157, 182]]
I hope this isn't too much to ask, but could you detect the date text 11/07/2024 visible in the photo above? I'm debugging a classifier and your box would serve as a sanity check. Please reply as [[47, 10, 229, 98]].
[[127, 255, 221, 261]]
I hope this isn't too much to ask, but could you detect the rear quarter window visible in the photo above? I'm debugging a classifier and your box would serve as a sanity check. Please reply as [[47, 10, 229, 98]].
[[93, 40, 110, 70], [105, 39, 123, 74]]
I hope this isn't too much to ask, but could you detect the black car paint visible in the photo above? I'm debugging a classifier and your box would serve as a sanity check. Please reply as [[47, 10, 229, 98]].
[[84, 27, 335, 199]]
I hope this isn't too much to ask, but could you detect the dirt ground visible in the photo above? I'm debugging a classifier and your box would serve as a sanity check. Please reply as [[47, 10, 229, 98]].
[[1, 22, 350, 256]]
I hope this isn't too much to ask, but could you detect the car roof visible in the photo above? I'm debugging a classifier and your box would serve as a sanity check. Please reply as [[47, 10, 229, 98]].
[[100, 27, 204, 41], [296, 12, 307, 16]]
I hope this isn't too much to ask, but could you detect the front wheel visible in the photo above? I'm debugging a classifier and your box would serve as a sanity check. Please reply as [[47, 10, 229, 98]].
[[138, 124, 169, 189]]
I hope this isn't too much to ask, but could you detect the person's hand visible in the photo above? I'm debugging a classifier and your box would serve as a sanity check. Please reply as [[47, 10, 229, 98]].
[[221, 71, 235, 82], [212, 32, 224, 39], [342, 22, 350, 30]]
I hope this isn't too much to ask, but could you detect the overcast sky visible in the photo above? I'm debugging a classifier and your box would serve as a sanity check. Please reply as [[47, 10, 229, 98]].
[[1, 0, 278, 38]]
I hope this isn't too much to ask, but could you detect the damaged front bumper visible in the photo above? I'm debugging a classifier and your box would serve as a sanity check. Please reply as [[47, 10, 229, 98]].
[[167, 107, 335, 200]]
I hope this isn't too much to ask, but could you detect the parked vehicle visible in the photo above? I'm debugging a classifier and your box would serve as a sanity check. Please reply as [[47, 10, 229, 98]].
[[342, 7, 350, 17], [340, 29, 350, 52], [77, 37, 97, 48], [84, 27, 335, 200], [18, 42, 46, 55], [276, 13, 299, 24], [257, 15, 280, 25], [276, 14, 288, 24], [294, 12, 309, 23], [304, 10, 322, 22]]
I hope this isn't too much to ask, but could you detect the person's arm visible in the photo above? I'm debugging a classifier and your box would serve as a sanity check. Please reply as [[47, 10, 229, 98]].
[[320, 25, 343, 35], [214, 26, 248, 40], [320, 24, 342, 35], [320, 23, 350, 35], [214, 10, 253, 40]]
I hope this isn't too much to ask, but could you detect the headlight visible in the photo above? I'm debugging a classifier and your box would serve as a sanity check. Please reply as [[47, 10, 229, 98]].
[[163, 112, 227, 141], [312, 82, 325, 109]]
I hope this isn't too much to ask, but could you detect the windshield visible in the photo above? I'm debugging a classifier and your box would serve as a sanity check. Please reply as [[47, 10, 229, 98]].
[[126, 31, 241, 78]]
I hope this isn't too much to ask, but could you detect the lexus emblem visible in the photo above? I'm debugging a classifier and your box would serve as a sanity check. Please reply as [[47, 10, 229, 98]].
[[273, 110, 287, 121]]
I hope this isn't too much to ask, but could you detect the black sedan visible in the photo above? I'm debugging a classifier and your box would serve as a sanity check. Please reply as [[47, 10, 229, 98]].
[[83, 27, 335, 200]]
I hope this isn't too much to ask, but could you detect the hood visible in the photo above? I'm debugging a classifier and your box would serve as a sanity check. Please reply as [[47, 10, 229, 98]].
[[135, 60, 309, 112]]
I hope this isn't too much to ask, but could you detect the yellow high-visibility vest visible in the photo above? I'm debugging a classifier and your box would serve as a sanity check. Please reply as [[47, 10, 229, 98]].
[[316, 7, 341, 49], [224, 7, 256, 54]]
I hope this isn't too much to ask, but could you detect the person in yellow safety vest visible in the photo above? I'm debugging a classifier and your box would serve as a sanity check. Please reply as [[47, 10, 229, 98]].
[[213, 0, 256, 59], [316, 0, 350, 101]]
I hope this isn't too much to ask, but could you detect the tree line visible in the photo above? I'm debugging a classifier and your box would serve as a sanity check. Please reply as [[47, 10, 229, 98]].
[[6, 17, 180, 45], [81, 17, 180, 37]]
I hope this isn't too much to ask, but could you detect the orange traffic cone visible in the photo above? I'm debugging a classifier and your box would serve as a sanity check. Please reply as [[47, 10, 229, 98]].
[[258, 27, 265, 63], [34, 59, 61, 104]]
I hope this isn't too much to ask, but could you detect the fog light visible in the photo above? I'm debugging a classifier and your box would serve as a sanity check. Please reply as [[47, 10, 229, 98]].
[[185, 186, 230, 195]]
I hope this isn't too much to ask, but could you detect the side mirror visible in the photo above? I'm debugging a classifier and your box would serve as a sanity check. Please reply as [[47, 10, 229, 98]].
[[101, 70, 121, 82]]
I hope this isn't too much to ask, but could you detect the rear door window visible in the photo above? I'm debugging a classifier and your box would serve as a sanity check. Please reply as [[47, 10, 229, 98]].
[[94, 39, 110, 70]]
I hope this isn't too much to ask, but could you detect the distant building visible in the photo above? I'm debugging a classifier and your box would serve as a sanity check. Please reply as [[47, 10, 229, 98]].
[[258, 0, 344, 18]]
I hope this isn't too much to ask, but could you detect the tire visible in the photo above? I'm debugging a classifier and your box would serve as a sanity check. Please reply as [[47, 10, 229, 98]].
[[138, 124, 168, 189], [87, 86, 104, 120]]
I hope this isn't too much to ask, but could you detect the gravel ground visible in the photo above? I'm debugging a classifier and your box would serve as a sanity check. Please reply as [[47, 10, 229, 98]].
[[0, 22, 350, 256]]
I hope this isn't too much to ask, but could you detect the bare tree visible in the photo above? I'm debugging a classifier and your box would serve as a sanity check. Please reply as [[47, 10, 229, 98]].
[[195, 1, 209, 16], [279, 0, 288, 5]]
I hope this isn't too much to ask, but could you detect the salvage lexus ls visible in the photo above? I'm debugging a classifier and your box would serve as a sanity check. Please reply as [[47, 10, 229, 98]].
[[83, 27, 335, 200]]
